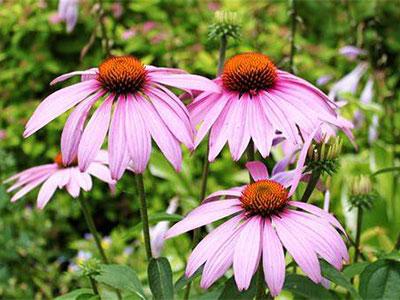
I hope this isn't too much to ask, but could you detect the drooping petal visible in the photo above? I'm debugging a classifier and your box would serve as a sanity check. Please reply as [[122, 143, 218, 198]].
[[86, 163, 115, 184], [78, 94, 114, 171], [10, 172, 56, 202], [228, 93, 251, 160], [188, 91, 220, 127], [246, 161, 269, 181], [200, 223, 242, 289], [124, 94, 152, 173], [165, 199, 242, 239], [250, 97, 274, 157], [147, 88, 194, 149], [202, 186, 244, 203], [263, 218, 286, 297], [4, 164, 56, 184], [272, 214, 322, 283], [7, 166, 57, 192], [186, 214, 243, 277], [77, 170, 93, 192], [37, 171, 66, 209], [272, 151, 298, 175], [136, 94, 182, 171], [66, 169, 82, 198], [24, 80, 100, 137], [233, 216, 263, 291], [148, 73, 220, 93], [61, 91, 104, 165], [109, 95, 130, 179]]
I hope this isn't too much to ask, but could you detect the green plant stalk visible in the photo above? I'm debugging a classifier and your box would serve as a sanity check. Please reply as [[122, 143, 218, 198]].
[[289, 0, 297, 73], [395, 231, 400, 250], [354, 208, 363, 263], [184, 33, 228, 300], [78, 195, 109, 264], [301, 169, 321, 202], [98, 0, 111, 55], [136, 174, 153, 261], [89, 276, 99, 296]]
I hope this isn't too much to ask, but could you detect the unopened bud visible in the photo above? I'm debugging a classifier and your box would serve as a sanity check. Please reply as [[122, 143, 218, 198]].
[[307, 137, 342, 175], [349, 175, 378, 210], [208, 11, 241, 41]]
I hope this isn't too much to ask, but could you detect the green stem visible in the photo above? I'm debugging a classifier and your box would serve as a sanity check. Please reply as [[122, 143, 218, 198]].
[[78, 195, 109, 264], [89, 276, 99, 296], [184, 33, 228, 300], [395, 231, 400, 250], [354, 208, 363, 263], [98, 0, 111, 56], [135, 174, 153, 261], [301, 169, 321, 202], [289, 0, 297, 73]]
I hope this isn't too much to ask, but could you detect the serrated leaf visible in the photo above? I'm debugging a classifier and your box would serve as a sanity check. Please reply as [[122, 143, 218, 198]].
[[55, 289, 94, 300], [94, 264, 146, 300], [148, 257, 174, 300], [284, 274, 335, 300], [218, 276, 256, 300], [359, 259, 400, 299], [320, 260, 361, 299]]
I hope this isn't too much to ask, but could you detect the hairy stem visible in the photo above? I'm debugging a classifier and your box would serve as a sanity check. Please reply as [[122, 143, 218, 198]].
[[89, 276, 99, 296], [136, 174, 153, 260], [78, 195, 109, 264], [301, 169, 321, 202]]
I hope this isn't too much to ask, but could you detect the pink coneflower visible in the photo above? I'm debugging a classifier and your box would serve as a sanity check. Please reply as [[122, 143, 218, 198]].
[[166, 161, 348, 296], [189, 52, 353, 161], [5, 151, 114, 209], [23, 56, 219, 179]]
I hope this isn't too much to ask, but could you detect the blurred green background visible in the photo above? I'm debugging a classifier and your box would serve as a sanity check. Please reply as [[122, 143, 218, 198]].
[[1, 0, 400, 298]]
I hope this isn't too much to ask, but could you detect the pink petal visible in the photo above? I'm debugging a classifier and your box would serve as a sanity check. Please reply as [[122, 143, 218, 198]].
[[208, 98, 235, 161], [272, 214, 322, 283], [136, 95, 182, 171], [37, 171, 66, 209], [7, 167, 56, 192], [228, 94, 251, 160], [194, 94, 230, 148], [188, 91, 220, 126], [245, 161, 269, 181], [263, 218, 285, 297], [77, 170, 93, 192], [24, 80, 100, 137], [87, 163, 115, 184], [200, 224, 241, 289], [78, 95, 114, 171], [250, 98, 274, 157], [202, 186, 244, 203], [147, 89, 194, 149], [288, 201, 346, 235], [4, 164, 56, 183], [233, 216, 263, 291], [66, 169, 81, 198], [186, 214, 243, 277], [109, 96, 130, 179], [61, 91, 104, 165], [272, 151, 298, 175], [125, 94, 152, 173], [165, 199, 242, 239], [10, 172, 55, 202], [148, 73, 220, 93], [50, 68, 99, 85]]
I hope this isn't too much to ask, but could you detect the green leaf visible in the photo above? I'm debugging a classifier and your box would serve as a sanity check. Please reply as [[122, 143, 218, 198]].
[[320, 260, 361, 299], [371, 166, 400, 177], [381, 250, 400, 262], [284, 274, 335, 300], [218, 276, 256, 300], [94, 264, 146, 300], [343, 262, 369, 279], [55, 289, 94, 300], [359, 259, 400, 299], [174, 266, 203, 290], [148, 257, 174, 300]]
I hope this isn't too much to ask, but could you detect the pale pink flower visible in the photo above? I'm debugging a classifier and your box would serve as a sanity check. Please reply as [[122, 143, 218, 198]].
[[0, 130, 6, 140], [339, 45, 367, 61], [111, 2, 123, 19], [142, 21, 156, 33], [166, 158, 348, 296], [189, 52, 353, 162], [5, 151, 114, 209], [122, 28, 137, 40], [49, 12, 62, 25], [58, 0, 79, 33], [24, 56, 219, 179]]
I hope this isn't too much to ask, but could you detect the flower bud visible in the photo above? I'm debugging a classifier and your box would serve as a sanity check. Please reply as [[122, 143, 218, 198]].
[[208, 11, 241, 41], [307, 136, 343, 175], [349, 175, 378, 210]]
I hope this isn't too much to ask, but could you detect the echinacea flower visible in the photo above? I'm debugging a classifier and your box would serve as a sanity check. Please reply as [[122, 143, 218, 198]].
[[23, 56, 219, 179], [58, 0, 79, 33], [4, 151, 114, 209], [166, 157, 348, 296], [189, 52, 353, 161]]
